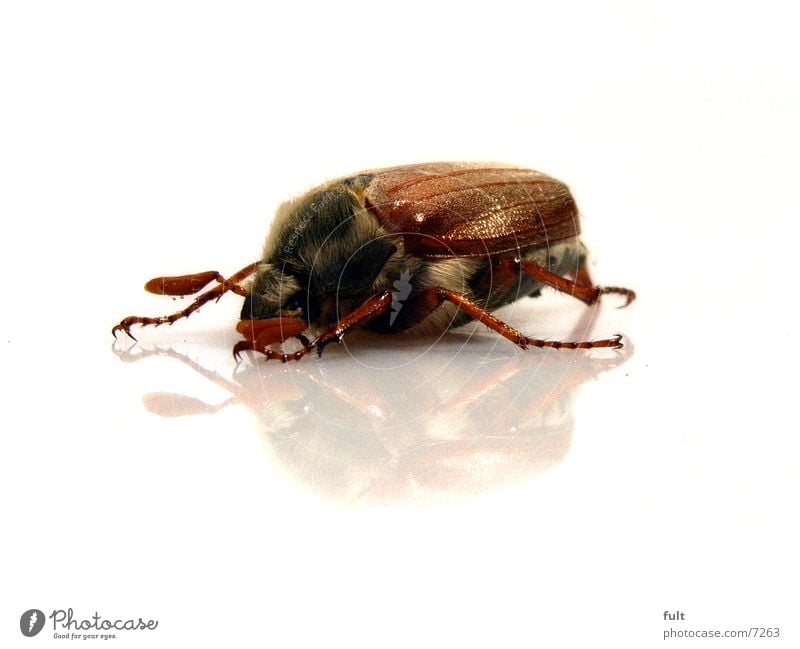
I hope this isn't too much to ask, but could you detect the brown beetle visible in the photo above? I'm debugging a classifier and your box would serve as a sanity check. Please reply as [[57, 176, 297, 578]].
[[113, 162, 635, 361]]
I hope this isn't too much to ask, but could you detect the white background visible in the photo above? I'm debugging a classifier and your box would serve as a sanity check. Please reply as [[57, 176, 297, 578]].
[[1, 1, 797, 647]]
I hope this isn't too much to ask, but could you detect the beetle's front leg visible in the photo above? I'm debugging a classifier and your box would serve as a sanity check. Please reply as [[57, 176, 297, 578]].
[[234, 291, 393, 362], [232, 317, 311, 362], [232, 339, 314, 363]]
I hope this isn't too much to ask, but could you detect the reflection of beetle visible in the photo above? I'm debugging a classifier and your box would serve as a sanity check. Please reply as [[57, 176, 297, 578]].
[[116, 338, 629, 505], [113, 162, 635, 361]]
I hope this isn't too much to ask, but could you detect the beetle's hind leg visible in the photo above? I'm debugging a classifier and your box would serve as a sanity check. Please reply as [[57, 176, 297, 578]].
[[514, 259, 636, 307], [413, 287, 624, 350], [112, 262, 259, 340]]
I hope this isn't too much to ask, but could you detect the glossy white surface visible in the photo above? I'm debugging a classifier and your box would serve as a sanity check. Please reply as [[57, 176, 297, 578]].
[[2, 2, 797, 647]]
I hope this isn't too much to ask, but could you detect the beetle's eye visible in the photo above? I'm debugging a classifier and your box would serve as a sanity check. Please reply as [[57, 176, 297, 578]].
[[283, 293, 304, 312]]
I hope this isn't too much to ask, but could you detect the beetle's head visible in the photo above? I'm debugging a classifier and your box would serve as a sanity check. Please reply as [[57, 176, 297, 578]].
[[241, 263, 307, 321], [242, 186, 400, 327], [241, 250, 400, 329]]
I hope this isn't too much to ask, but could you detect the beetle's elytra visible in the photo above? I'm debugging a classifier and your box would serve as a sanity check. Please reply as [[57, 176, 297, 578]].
[[113, 162, 635, 361]]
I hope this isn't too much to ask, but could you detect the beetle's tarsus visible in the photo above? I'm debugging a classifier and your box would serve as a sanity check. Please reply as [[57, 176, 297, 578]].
[[599, 286, 636, 308], [112, 322, 137, 342], [231, 338, 316, 363], [232, 340, 251, 362]]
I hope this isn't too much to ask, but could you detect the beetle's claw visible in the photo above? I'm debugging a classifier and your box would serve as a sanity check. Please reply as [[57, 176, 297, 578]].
[[232, 340, 250, 362], [112, 322, 137, 342], [600, 286, 636, 308]]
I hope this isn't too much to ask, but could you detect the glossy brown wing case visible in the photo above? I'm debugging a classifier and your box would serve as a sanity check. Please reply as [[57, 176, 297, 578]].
[[362, 162, 580, 258]]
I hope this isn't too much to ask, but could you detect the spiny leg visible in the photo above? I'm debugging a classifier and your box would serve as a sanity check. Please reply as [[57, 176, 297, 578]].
[[112, 262, 260, 339], [561, 259, 604, 341], [234, 317, 311, 361], [233, 291, 394, 362], [510, 259, 636, 307], [413, 287, 623, 350]]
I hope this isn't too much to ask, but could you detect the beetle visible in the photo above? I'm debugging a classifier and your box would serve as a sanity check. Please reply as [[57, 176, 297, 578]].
[[113, 162, 635, 361]]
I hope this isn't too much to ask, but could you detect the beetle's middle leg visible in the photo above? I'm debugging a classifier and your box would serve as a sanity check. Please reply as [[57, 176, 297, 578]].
[[409, 287, 623, 350], [496, 258, 636, 307]]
